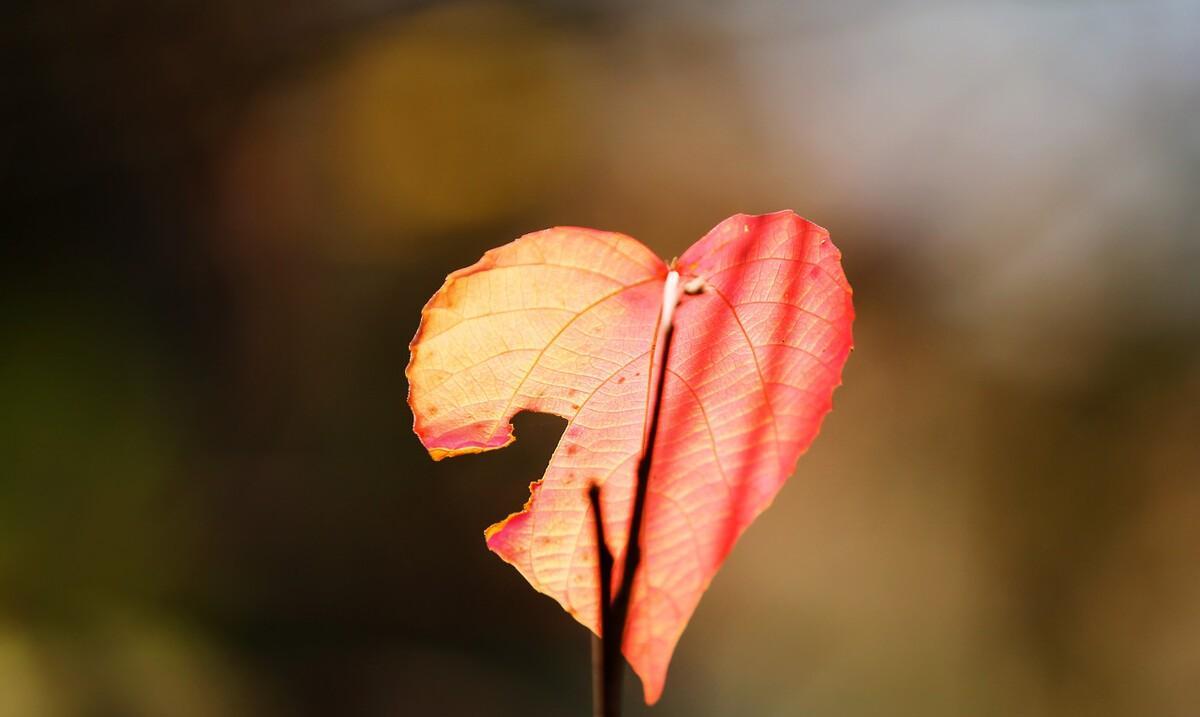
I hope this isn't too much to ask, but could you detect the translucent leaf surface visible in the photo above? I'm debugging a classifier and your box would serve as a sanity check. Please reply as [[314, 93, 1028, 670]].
[[407, 211, 854, 703]]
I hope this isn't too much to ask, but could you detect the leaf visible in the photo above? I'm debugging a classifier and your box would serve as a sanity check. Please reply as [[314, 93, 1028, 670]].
[[406, 211, 854, 703]]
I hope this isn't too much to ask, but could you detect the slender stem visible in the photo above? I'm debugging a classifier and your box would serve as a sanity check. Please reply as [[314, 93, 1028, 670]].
[[589, 484, 615, 717], [591, 272, 681, 717], [604, 323, 675, 704]]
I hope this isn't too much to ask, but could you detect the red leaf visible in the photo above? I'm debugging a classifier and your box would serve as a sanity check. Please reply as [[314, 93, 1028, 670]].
[[407, 211, 854, 703]]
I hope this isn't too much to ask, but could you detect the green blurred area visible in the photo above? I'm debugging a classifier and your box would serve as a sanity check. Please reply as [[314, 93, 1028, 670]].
[[3, 1, 1199, 715]]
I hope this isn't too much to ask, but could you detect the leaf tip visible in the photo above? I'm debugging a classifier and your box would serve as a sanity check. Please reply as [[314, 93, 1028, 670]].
[[423, 429, 517, 461], [484, 479, 543, 546], [482, 517, 507, 542], [427, 445, 479, 461]]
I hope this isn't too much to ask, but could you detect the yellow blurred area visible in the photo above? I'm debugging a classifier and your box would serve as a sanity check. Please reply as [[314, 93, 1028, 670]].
[[327, 3, 582, 240], [220, 2, 587, 261], [0, 621, 262, 717]]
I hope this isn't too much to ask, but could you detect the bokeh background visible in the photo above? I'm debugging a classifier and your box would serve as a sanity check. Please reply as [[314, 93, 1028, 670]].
[[3, 0, 1199, 715]]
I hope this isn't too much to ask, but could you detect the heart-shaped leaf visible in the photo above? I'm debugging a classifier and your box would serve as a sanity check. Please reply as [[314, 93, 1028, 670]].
[[407, 211, 854, 703]]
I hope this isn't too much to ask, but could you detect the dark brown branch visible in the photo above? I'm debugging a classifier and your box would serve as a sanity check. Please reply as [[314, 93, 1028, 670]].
[[590, 316, 678, 717], [609, 322, 675, 656], [588, 483, 615, 717]]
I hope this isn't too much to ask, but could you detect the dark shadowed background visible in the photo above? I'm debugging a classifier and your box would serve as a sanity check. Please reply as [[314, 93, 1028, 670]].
[[3, 1, 1198, 715]]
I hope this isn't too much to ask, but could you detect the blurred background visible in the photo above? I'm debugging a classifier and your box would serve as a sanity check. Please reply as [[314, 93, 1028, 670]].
[[3, 0, 1199, 715]]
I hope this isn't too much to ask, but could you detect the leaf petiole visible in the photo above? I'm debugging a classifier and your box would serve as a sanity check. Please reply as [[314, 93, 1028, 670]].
[[592, 271, 682, 717]]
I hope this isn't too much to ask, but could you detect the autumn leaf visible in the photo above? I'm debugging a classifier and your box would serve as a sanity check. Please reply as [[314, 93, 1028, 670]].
[[406, 211, 854, 703]]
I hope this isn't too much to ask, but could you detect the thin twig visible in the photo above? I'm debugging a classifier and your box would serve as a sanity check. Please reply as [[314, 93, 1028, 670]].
[[591, 273, 681, 717], [588, 483, 615, 717], [604, 323, 675, 706]]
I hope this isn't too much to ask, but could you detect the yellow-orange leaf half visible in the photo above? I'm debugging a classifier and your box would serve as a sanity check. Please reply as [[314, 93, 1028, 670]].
[[406, 211, 854, 703]]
